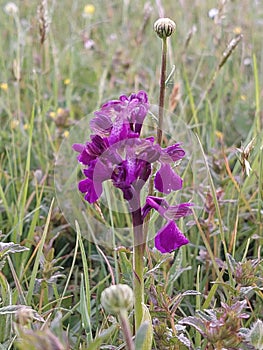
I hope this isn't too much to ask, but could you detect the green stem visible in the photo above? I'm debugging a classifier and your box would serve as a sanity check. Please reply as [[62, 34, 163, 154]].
[[14, 14, 21, 120], [119, 309, 135, 350], [157, 37, 167, 146], [146, 37, 168, 213], [131, 201, 145, 331]]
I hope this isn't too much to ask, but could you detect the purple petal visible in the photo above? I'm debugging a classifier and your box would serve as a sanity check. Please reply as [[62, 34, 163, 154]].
[[73, 136, 109, 166], [134, 160, 151, 184], [142, 196, 169, 219], [77, 149, 95, 165], [78, 178, 103, 203], [87, 135, 109, 157], [72, 143, 85, 153], [79, 159, 112, 203], [164, 203, 194, 220], [155, 221, 189, 253], [161, 143, 185, 163], [119, 95, 129, 102], [83, 159, 112, 182], [101, 99, 122, 111], [90, 112, 113, 136], [129, 92, 149, 133], [108, 119, 132, 145], [73, 143, 95, 165], [155, 164, 183, 194], [136, 90, 149, 103], [111, 159, 137, 195]]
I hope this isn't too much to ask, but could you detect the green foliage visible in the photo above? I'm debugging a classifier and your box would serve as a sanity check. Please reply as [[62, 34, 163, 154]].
[[0, 0, 262, 349]]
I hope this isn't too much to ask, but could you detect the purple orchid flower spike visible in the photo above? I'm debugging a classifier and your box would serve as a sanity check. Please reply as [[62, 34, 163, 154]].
[[73, 90, 193, 253]]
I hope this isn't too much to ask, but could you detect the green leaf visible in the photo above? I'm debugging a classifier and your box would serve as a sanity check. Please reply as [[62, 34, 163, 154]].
[[175, 333, 193, 350], [135, 322, 150, 349], [135, 304, 153, 350], [84, 325, 117, 350], [76, 221, 93, 342], [119, 251, 133, 285], [226, 253, 237, 273], [0, 242, 29, 259], [0, 305, 44, 322], [182, 290, 201, 297], [179, 316, 205, 335], [0, 272, 9, 303], [80, 274, 91, 332]]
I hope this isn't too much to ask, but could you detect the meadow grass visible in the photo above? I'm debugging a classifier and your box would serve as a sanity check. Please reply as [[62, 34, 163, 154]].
[[0, 0, 262, 349]]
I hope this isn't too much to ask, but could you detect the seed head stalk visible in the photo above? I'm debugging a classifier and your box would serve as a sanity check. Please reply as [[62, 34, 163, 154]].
[[119, 309, 135, 350], [157, 37, 167, 146], [154, 17, 176, 146], [144, 31, 169, 251], [146, 18, 176, 201]]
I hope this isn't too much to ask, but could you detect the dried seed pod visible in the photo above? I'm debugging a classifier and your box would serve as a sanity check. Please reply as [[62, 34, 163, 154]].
[[154, 18, 176, 39]]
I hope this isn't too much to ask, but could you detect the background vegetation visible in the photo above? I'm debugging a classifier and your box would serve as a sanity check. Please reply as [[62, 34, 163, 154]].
[[0, 0, 262, 349]]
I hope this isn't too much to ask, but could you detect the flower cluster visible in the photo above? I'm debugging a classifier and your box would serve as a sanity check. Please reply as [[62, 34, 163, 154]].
[[180, 300, 249, 349], [73, 91, 192, 253]]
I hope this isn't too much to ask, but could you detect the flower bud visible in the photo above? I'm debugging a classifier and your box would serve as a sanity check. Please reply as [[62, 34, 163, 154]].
[[154, 18, 176, 39], [101, 284, 133, 315], [247, 320, 263, 350]]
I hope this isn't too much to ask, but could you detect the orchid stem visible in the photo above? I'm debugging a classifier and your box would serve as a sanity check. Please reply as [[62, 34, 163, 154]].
[[157, 37, 167, 146], [131, 206, 145, 331]]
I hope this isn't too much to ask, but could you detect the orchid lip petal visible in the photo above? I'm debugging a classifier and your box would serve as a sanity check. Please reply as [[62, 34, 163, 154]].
[[155, 221, 189, 253]]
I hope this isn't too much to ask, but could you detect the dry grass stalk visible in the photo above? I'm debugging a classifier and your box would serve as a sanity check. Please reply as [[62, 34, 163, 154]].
[[37, 0, 50, 45]]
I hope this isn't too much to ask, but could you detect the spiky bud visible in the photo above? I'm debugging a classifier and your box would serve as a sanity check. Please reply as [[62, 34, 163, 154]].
[[154, 18, 176, 39], [101, 284, 133, 315]]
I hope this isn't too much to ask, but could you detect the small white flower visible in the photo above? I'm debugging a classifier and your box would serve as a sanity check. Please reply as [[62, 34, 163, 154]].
[[208, 8, 219, 20], [243, 57, 252, 66], [4, 2, 18, 16]]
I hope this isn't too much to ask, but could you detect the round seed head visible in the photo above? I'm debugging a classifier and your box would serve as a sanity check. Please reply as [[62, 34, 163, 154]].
[[154, 18, 176, 39], [101, 284, 134, 314]]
